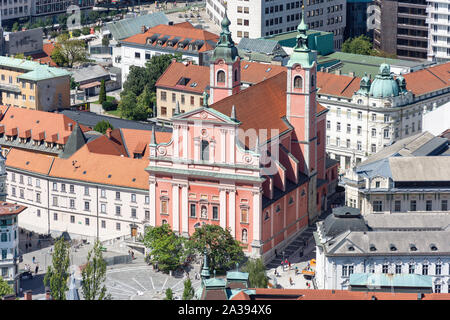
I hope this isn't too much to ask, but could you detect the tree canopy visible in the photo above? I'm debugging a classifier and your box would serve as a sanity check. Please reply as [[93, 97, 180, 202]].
[[81, 240, 111, 300], [94, 120, 114, 134], [0, 276, 14, 298], [143, 224, 185, 272], [51, 34, 87, 68], [43, 237, 70, 300], [342, 35, 373, 56], [182, 278, 195, 300], [186, 224, 245, 272], [241, 258, 268, 288]]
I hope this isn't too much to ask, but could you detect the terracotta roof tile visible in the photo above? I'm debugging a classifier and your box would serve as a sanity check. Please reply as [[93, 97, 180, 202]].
[[30, 42, 57, 67], [121, 128, 172, 158], [0, 202, 27, 216], [0, 106, 90, 145], [121, 23, 219, 53], [316, 72, 361, 98], [85, 135, 126, 157], [240, 61, 285, 84], [6, 148, 54, 175], [403, 62, 450, 96]]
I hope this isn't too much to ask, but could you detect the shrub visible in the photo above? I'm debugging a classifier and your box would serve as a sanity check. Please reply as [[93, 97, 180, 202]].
[[102, 100, 117, 111]]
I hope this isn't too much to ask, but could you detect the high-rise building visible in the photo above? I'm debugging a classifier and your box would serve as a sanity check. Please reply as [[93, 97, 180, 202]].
[[206, 0, 347, 50], [344, 0, 374, 41], [373, 0, 428, 61], [426, 0, 450, 62]]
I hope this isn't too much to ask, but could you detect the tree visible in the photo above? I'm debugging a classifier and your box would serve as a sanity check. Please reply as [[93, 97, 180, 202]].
[[70, 77, 79, 90], [43, 237, 70, 300], [51, 35, 87, 68], [143, 224, 185, 273], [0, 276, 14, 298], [99, 79, 107, 105], [14, 53, 25, 59], [118, 91, 137, 120], [102, 36, 110, 47], [241, 258, 268, 288], [81, 26, 91, 35], [186, 224, 245, 272], [81, 240, 111, 300], [164, 288, 174, 300], [182, 278, 195, 300], [94, 120, 114, 134], [72, 29, 81, 37], [342, 35, 373, 56], [12, 22, 19, 32]]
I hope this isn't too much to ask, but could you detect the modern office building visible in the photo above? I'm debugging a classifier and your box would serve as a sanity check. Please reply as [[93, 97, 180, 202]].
[[344, 0, 374, 41], [206, 0, 347, 50], [373, 0, 428, 61], [426, 0, 450, 63]]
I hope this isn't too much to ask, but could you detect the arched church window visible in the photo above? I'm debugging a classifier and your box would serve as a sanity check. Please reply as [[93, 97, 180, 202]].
[[294, 76, 303, 89], [217, 70, 226, 83], [201, 140, 209, 161]]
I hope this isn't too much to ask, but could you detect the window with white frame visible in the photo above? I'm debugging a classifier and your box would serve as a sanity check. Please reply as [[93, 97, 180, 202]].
[[101, 203, 106, 213]]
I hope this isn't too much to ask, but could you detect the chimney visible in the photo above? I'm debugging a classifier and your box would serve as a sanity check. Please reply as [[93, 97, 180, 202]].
[[45, 287, 52, 300], [106, 127, 112, 139], [349, 71, 355, 77], [24, 290, 32, 300], [68, 123, 73, 131]]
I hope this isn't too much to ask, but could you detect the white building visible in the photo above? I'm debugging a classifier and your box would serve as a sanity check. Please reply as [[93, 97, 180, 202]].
[[114, 22, 219, 86], [206, 0, 346, 49], [314, 207, 450, 293], [318, 62, 450, 172], [423, 100, 450, 136], [0, 202, 26, 294], [426, 0, 450, 63], [342, 134, 450, 214]]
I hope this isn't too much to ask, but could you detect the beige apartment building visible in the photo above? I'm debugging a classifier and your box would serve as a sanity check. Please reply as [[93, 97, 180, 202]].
[[0, 56, 71, 111]]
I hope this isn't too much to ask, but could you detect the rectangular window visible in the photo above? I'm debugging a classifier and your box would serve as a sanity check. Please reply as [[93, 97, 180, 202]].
[[442, 200, 448, 211], [85, 218, 90, 226], [171, 93, 176, 103], [357, 126, 362, 135], [161, 91, 166, 101], [422, 265, 428, 275], [116, 223, 121, 231], [190, 96, 195, 106], [336, 137, 340, 147], [70, 185, 74, 193], [409, 264, 415, 274], [131, 208, 137, 218], [426, 200, 432, 211], [84, 186, 89, 196], [36, 193, 41, 203], [145, 210, 150, 220], [190, 204, 196, 218], [394, 200, 401, 212], [410, 200, 417, 211], [326, 120, 330, 129], [116, 191, 120, 200], [101, 189, 106, 198], [436, 264, 441, 275], [371, 144, 376, 153], [101, 220, 106, 229], [357, 111, 362, 120], [357, 141, 362, 151], [36, 179, 40, 188], [53, 213, 58, 221], [395, 264, 402, 274], [336, 108, 341, 117], [342, 265, 348, 277], [371, 128, 376, 137], [101, 203, 106, 213], [212, 206, 218, 220], [53, 182, 57, 191], [435, 284, 441, 293], [115, 206, 121, 216], [373, 201, 383, 212], [336, 122, 341, 132], [53, 196, 58, 207], [347, 124, 351, 133], [135, 52, 140, 59], [145, 196, 150, 204], [372, 114, 376, 121], [84, 201, 90, 211], [161, 200, 168, 214], [347, 109, 351, 119], [37, 209, 40, 217], [382, 264, 388, 274], [70, 215, 75, 223], [70, 199, 75, 209], [241, 208, 248, 223], [131, 194, 136, 203]]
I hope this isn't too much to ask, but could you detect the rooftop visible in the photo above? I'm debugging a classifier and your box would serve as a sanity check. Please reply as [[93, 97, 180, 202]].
[[106, 12, 169, 40], [349, 273, 432, 289], [0, 56, 70, 81], [0, 202, 27, 216]]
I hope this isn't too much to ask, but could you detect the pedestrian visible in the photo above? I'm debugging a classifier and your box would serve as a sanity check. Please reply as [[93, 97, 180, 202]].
[[274, 249, 278, 257], [289, 277, 293, 286], [25, 243, 28, 251], [32, 256, 35, 264], [29, 242, 31, 248], [288, 260, 291, 270], [35, 264, 39, 275], [131, 251, 134, 260]]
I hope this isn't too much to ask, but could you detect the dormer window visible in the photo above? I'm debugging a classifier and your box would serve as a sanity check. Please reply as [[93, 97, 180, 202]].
[[390, 244, 397, 251], [369, 245, 376, 251], [348, 246, 355, 251], [410, 245, 417, 251], [430, 244, 438, 251]]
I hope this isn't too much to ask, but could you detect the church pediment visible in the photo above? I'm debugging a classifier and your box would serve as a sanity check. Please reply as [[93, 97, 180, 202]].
[[172, 107, 237, 125]]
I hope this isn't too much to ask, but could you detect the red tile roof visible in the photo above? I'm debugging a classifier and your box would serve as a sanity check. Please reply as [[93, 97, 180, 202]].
[[120, 128, 172, 159], [0, 202, 27, 216], [0, 106, 91, 145], [6, 148, 54, 175], [30, 42, 57, 67], [403, 62, 450, 96], [121, 23, 219, 53], [316, 72, 361, 98], [230, 288, 450, 300]]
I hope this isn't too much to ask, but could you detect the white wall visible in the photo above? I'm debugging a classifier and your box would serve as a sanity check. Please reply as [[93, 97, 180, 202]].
[[423, 101, 450, 136]]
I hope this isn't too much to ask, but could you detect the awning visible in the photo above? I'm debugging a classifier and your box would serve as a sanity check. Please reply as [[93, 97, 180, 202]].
[[79, 81, 101, 89]]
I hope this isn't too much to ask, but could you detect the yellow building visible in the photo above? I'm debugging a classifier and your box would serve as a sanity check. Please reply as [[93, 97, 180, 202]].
[[0, 56, 70, 111]]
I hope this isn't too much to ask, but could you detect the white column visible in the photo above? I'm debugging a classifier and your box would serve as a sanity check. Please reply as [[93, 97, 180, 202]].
[[194, 138, 200, 162], [173, 125, 179, 158], [210, 141, 215, 164], [229, 129, 235, 164], [182, 125, 188, 159], [172, 184, 179, 233], [181, 184, 189, 236], [252, 188, 262, 244], [149, 180, 156, 227], [221, 129, 226, 163], [219, 188, 227, 229], [228, 188, 236, 237]]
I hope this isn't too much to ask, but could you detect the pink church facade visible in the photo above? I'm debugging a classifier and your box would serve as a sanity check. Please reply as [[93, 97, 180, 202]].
[[146, 12, 338, 261]]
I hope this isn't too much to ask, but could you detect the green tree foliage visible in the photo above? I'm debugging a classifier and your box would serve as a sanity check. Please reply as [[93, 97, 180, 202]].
[[70, 77, 79, 90], [102, 36, 110, 47], [182, 278, 195, 300], [51, 35, 87, 68], [43, 237, 70, 300], [81, 26, 91, 36], [12, 22, 19, 32], [88, 10, 100, 22], [143, 224, 185, 273], [94, 120, 114, 134], [81, 240, 111, 300], [0, 276, 14, 298], [342, 35, 373, 56], [118, 92, 137, 120], [164, 288, 174, 300], [186, 224, 245, 272], [102, 100, 118, 112], [241, 258, 268, 288], [99, 79, 107, 105], [72, 29, 81, 37], [14, 53, 25, 59]]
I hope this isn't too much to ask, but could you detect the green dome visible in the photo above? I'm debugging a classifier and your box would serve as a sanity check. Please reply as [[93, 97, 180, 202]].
[[369, 64, 400, 98], [221, 13, 231, 29]]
